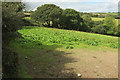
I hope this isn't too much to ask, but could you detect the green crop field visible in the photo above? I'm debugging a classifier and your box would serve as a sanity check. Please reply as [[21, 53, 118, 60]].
[[107, 13, 118, 15], [11, 26, 118, 49], [92, 17, 119, 25], [92, 17, 104, 21], [92, 17, 119, 21]]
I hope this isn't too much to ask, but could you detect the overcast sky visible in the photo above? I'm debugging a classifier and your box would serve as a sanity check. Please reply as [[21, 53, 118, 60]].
[[23, 0, 120, 12]]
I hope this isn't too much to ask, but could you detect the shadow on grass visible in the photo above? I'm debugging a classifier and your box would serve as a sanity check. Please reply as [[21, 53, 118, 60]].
[[2, 32, 19, 78], [10, 36, 78, 78]]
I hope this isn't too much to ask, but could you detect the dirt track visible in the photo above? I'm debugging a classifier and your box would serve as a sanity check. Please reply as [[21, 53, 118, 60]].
[[64, 48, 118, 78]]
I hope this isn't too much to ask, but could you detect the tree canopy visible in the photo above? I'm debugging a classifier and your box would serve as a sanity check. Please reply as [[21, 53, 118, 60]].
[[31, 4, 63, 27], [60, 9, 84, 30], [2, 2, 24, 32], [104, 15, 117, 35]]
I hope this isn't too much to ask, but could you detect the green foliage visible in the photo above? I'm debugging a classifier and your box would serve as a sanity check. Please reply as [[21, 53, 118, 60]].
[[91, 16, 118, 36], [82, 14, 92, 26], [2, 2, 25, 78], [92, 24, 107, 34], [104, 16, 117, 35], [31, 4, 88, 31], [17, 26, 118, 49], [31, 4, 63, 27], [82, 14, 93, 31], [30, 4, 118, 37], [30, 4, 119, 37], [104, 16, 116, 28], [23, 17, 42, 26], [91, 12, 120, 19], [118, 24, 120, 36], [66, 46, 74, 49], [2, 2, 24, 32], [60, 9, 84, 30], [87, 40, 98, 46], [107, 13, 120, 19]]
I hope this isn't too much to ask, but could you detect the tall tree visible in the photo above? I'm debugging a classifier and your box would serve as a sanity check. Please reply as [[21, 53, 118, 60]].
[[31, 4, 63, 27], [60, 9, 83, 30], [104, 15, 117, 35], [82, 14, 93, 28]]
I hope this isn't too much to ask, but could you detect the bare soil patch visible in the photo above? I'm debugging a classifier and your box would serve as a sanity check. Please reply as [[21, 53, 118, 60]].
[[64, 48, 118, 78]]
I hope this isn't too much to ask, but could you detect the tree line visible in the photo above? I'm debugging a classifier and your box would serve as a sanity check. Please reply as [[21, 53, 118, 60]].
[[91, 12, 120, 19], [31, 4, 119, 37]]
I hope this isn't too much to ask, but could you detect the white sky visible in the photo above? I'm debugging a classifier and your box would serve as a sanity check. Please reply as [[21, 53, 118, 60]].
[[23, 0, 120, 12], [22, 0, 119, 2]]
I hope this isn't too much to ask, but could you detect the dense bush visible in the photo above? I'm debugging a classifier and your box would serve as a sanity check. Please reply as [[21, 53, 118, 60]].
[[2, 2, 24, 78], [82, 14, 93, 31], [2, 2, 24, 33], [104, 16, 117, 35], [92, 24, 107, 34]]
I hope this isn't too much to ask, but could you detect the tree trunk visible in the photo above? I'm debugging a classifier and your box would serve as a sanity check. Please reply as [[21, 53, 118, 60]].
[[52, 21, 55, 27], [47, 21, 50, 27]]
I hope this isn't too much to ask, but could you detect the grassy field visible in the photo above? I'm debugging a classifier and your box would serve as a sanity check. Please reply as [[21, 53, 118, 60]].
[[15, 26, 118, 49], [107, 13, 118, 15], [92, 17, 119, 25], [9, 26, 118, 78], [92, 17, 119, 21], [92, 18, 104, 21]]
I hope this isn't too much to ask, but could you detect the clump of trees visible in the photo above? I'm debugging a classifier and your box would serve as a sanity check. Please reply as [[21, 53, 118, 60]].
[[31, 4, 119, 37], [31, 4, 89, 31], [31, 4, 63, 27], [92, 15, 118, 36], [60, 9, 85, 30]]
